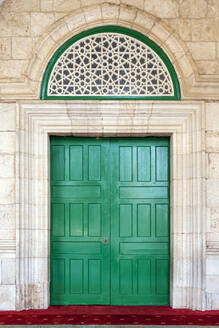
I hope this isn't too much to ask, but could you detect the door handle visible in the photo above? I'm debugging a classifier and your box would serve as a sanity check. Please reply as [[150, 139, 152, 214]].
[[102, 237, 109, 245]]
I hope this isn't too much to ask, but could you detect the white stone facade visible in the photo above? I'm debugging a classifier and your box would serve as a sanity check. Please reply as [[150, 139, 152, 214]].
[[0, 0, 219, 311]]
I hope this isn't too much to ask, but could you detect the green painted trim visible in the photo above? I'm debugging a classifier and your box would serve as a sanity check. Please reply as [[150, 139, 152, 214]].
[[41, 26, 181, 100]]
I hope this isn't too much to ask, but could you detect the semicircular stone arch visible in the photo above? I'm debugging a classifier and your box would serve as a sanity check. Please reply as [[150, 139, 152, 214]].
[[41, 25, 181, 100]]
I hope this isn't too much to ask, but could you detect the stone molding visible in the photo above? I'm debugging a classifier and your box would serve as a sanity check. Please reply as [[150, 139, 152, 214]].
[[16, 101, 206, 310], [0, 4, 219, 100], [0, 240, 16, 257], [206, 242, 219, 255]]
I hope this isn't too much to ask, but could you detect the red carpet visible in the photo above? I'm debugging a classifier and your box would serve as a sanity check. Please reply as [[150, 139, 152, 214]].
[[0, 305, 219, 325]]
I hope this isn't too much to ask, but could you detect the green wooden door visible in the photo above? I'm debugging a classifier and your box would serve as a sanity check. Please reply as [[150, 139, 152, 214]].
[[50, 137, 111, 304], [50, 137, 170, 305]]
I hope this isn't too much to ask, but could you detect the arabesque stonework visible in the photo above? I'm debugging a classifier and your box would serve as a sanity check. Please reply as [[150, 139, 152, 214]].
[[0, 0, 218, 310]]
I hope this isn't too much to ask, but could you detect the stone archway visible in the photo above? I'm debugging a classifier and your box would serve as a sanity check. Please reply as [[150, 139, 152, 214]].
[[26, 4, 191, 99], [16, 101, 206, 310]]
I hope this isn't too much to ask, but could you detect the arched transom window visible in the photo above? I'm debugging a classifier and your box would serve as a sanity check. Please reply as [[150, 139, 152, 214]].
[[41, 26, 180, 100]]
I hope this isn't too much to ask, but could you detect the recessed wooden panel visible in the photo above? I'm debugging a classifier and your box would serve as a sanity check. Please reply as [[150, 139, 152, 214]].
[[120, 242, 168, 255], [52, 242, 101, 254], [120, 186, 168, 199], [52, 203, 65, 237], [70, 259, 83, 294], [137, 204, 151, 237], [70, 203, 83, 237], [120, 147, 132, 181], [88, 203, 101, 237], [156, 146, 168, 181], [51, 145, 65, 181], [119, 204, 132, 237], [70, 145, 83, 181], [51, 259, 65, 294], [156, 259, 169, 295], [137, 259, 151, 295], [137, 147, 151, 181], [156, 204, 169, 237], [119, 260, 133, 295], [88, 260, 101, 294], [88, 146, 101, 180], [52, 186, 101, 199]]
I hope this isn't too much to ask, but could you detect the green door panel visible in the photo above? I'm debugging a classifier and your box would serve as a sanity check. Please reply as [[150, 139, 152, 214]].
[[50, 137, 111, 305], [50, 137, 170, 305], [110, 138, 170, 305]]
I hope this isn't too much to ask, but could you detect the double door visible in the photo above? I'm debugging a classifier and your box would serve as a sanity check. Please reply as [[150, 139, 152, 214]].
[[50, 137, 170, 305]]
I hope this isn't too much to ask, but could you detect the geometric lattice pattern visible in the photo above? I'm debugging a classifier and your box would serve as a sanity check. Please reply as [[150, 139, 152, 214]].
[[48, 33, 174, 96]]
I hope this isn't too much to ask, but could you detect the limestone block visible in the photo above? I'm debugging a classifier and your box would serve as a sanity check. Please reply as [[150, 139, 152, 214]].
[[164, 19, 192, 41], [119, 6, 137, 22], [0, 179, 15, 205], [217, 43, 219, 59], [0, 13, 30, 37], [0, 104, 16, 131], [207, 275, 219, 293], [208, 153, 219, 178], [66, 12, 86, 32], [121, 0, 144, 9], [207, 179, 219, 208], [0, 285, 15, 310], [31, 13, 55, 36], [0, 59, 26, 79], [0, 229, 15, 240], [53, 0, 81, 11], [206, 255, 219, 275], [27, 258, 48, 284], [84, 6, 102, 23], [151, 22, 170, 42], [191, 18, 219, 41], [206, 103, 219, 131], [134, 11, 154, 31], [197, 60, 219, 75], [165, 35, 185, 59], [187, 42, 216, 60], [81, 0, 103, 6], [0, 205, 15, 228], [9, 0, 40, 12], [34, 35, 55, 62], [28, 229, 49, 258], [0, 132, 15, 154], [12, 37, 33, 60], [207, 0, 219, 17], [54, 13, 66, 21], [50, 23, 69, 42], [144, 0, 179, 18], [0, 155, 14, 178], [207, 232, 219, 241], [1, 258, 15, 284], [212, 294, 219, 309], [40, 0, 53, 11], [177, 55, 193, 78], [101, 4, 119, 20], [179, 0, 207, 18], [0, 38, 11, 59], [206, 133, 219, 152], [209, 208, 219, 233]]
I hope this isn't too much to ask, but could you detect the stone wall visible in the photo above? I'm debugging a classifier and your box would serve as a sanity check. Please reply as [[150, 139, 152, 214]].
[[0, 0, 219, 82], [206, 102, 219, 309], [0, 104, 16, 309], [0, 0, 218, 310]]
